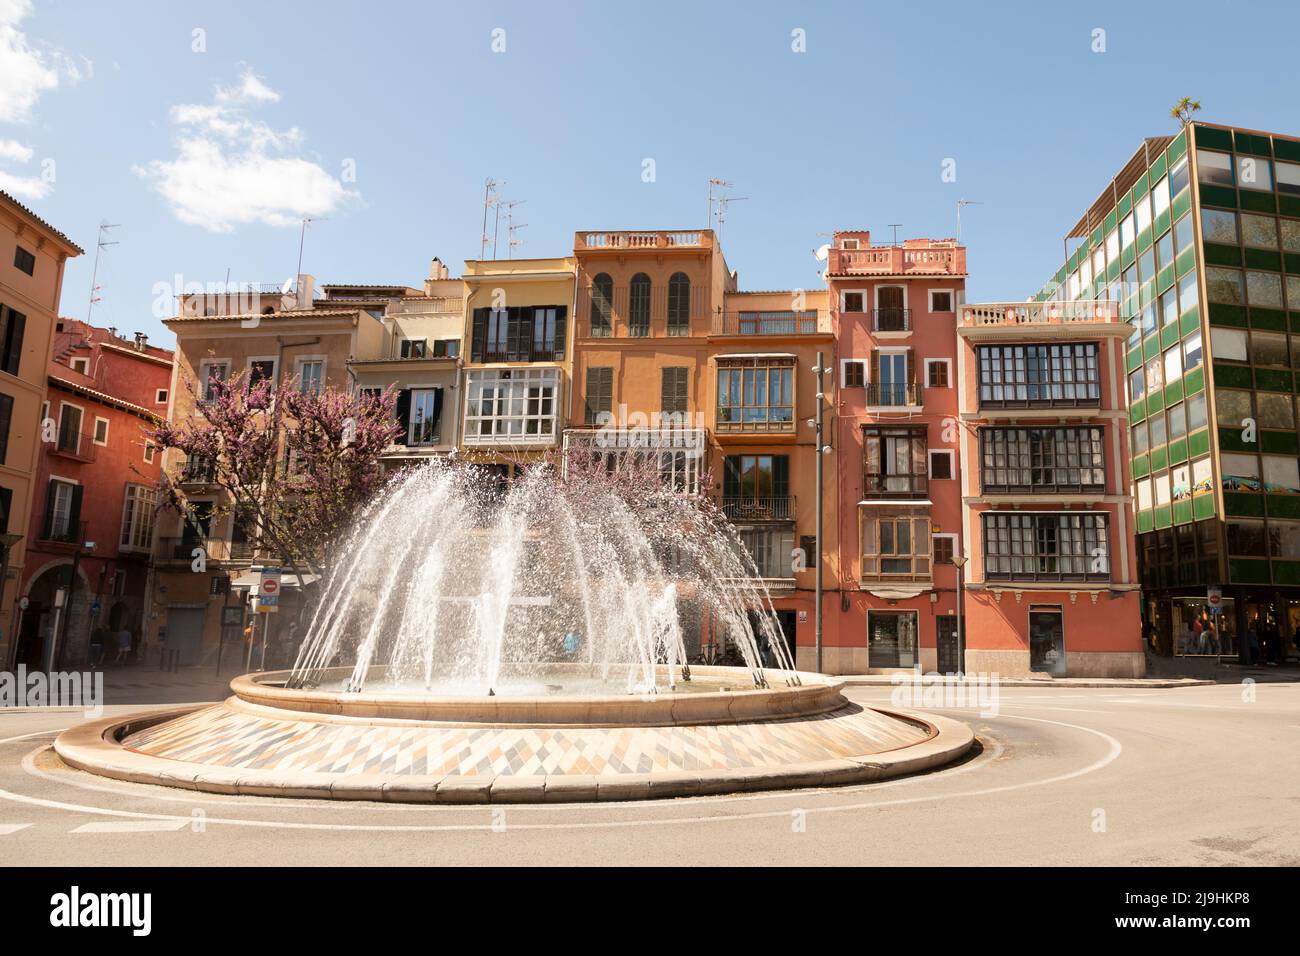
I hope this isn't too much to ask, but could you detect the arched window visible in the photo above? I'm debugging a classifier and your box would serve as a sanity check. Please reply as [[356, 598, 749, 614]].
[[590, 273, 613, 337], [629, 273, 651, 336], [667, 272, 690, 335]]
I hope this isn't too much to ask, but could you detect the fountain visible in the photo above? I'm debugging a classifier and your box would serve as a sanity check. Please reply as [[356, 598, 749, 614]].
[[56, 460, 973, 802]]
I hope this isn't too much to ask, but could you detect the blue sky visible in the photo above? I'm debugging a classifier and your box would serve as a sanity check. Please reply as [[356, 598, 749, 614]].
[[4, 0, 1299, 347]]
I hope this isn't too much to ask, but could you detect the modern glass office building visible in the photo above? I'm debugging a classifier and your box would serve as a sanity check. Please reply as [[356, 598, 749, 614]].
[[1035, 122, 1300, 662]]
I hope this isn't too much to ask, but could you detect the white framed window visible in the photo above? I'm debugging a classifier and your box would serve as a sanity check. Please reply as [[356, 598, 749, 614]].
[[840, 238, 860, 250], [927, 449, 955, 480], [113, 568, 127, 596], [247, 355, 279, 391], [932, 533, 958, 566], [93, 416, 109, 446], [463, 368, 559, 445], [198, 359, 230, 401], [840, 289, 867, 313], [841, 359, 867, 388], [408, 387, 443, 446], [295, 356, 325, 395], [928, 289, 954, 313], [143, 441, 156, 464], [925, 358, 951, 388], [70, 357, 89, 374], [120, 483, 157, 552], [155, 388, 168, 404], [46, 478, 78, 540]]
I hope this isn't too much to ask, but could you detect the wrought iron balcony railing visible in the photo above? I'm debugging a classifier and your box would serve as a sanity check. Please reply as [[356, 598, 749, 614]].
[[719, 496, 795, 522], [865, 383, 923, 407], [872, 308, 911, 332]]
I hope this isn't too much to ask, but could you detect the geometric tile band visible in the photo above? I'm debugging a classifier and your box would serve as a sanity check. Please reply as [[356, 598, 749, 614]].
[[124, 702, 932, 777]]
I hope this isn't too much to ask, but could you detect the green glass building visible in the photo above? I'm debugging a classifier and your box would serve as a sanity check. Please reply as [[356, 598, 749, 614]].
[[1036, 121, 1300, 662]]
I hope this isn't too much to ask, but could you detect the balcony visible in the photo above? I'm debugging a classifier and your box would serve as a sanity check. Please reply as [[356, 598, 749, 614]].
[[862, 473, 928, 499], [718, 495, 795, 522], [576, 231, 710, 252], [828, 243, 965, 277], [49, 430, 96, 463], [178, 458, 216, 485], [157, 537, 254, 564], [712, 311, 823, 336], [474, 347, 563, 363], [872, 308, 911, 332], [865, 383, 923, 407], [959, 300, 1125, 339], [36, 516, 87, 546]]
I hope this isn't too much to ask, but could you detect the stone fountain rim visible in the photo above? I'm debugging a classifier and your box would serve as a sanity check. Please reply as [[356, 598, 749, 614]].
[[230, 664, 846, 726]]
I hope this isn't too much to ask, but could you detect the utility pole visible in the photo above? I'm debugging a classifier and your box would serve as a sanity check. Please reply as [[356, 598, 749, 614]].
[[953, 551, 968, 674], [86, 222, 120, 323]]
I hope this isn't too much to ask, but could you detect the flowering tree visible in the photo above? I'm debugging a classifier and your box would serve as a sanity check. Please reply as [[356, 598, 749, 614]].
[[150, 369, 401, 582]]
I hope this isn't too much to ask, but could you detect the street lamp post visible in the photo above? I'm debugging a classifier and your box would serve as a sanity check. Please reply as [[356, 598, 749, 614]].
[[810, 351, 832, 674], [952, 551, 968, 675]]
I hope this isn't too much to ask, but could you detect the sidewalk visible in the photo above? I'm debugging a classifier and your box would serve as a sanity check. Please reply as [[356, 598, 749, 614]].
[[838, 662, 1300, 689]]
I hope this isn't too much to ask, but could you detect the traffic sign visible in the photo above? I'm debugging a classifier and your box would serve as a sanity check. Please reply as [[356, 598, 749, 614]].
[[257, 566, 282, 613], [1207, 586, 1223, 614]]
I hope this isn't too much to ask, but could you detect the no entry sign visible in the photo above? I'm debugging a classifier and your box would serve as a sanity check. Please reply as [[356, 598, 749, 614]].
[[258, 567, 283, 613]]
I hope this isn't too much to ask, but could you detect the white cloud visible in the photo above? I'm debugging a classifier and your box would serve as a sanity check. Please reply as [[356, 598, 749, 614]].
[[0, 167, 48, 199], [0, 0, 85, 197], [0, 137, 33, 162], [136, 68, 356, 232]]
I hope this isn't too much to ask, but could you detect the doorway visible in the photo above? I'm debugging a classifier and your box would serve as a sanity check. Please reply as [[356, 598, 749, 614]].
[[937, 614, 962, 674], [868, 610, 916, 668], [1028, 606, 1066, 675]]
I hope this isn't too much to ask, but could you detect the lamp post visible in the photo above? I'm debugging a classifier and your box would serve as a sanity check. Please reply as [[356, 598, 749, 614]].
[[809, 351, 832, 674], [952, 551, 968, 675]]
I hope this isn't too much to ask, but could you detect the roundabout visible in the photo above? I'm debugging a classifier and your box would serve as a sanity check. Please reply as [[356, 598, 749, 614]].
[[52, 666, 975, 802]]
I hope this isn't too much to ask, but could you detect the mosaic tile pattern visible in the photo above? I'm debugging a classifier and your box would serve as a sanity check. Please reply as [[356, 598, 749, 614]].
[[123, 703, 931, 777]]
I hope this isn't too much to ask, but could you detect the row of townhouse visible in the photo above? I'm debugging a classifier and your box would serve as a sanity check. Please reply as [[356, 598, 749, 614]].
[[152, 227, 1143, 678], [0, 191, 178, 674]]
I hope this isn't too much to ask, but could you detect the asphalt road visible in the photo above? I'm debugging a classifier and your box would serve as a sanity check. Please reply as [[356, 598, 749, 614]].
[[1, 681, 1297, 866]]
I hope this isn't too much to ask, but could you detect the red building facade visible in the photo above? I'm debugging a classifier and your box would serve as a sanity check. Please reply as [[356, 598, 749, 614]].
[[14, 321, 173, 668]]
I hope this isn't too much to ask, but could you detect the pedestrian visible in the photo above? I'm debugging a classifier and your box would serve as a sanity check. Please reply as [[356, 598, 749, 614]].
[[88, 625, 105, 667], [114, 625, 132, 664], [1246, 622, 1260, 665]]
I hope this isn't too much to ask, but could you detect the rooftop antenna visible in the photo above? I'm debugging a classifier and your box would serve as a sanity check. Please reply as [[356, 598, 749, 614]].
[[503, 200, 528, 259], [888, 223, 902, 246], [295, 217, 328, 288], [479, 178, 503, 259], [86, 221, 120, 323], [707, 178, 733, 230], [715, 194, 748, 243], [956, 199, 983, 243]]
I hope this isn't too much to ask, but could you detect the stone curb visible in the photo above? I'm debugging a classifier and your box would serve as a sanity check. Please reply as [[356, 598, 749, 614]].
[[838, 676, 1216, 689], [51, 705, 975, 804]]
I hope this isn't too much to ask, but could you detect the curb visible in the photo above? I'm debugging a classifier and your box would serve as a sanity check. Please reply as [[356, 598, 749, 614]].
[[51, 705, 976, 804], [838, 676, 1215, 689]]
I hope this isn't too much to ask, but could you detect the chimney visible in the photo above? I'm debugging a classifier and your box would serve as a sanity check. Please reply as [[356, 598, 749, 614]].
[[133, 332, 148, 351], [294, 274, 316, 310], [108, 326, 118, 339]]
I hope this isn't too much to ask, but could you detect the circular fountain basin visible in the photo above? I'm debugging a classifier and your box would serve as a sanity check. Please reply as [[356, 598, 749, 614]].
[[55, 666, 974, 803]]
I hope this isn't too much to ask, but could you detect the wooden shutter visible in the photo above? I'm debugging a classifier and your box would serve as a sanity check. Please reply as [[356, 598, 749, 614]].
[[906, 350, 916, 386], [470, 308, 488, 363], [553, 305, 567, 357], [0, 487, 11, 534], [585, 367, 612, 424], [0, 392, 11, 465], [40, 481, 56, 539], [429, 388, 444, 433], [661, 367, 688, 413], [67, 484, 83, 540], [773, 455, 790, 497], [394, 389, 411, 445], [3, 308, 24, 376]]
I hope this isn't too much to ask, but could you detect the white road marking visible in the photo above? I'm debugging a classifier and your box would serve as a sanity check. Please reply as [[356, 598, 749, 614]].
[[71, 820, 190, 833], [0, 714, 1121, 832], [0, 823, 32, 834]]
